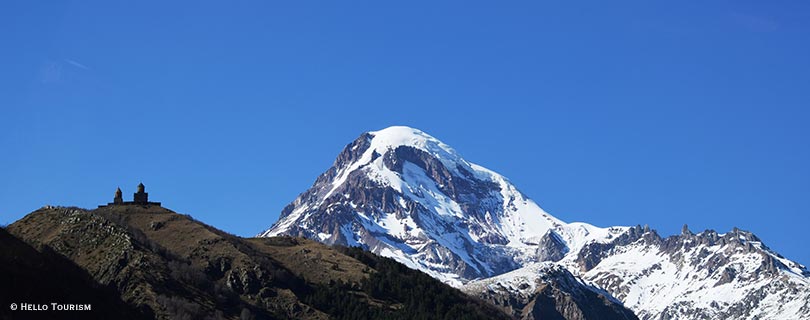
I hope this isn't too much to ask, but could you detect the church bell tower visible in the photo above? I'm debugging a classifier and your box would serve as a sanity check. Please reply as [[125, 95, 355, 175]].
[[114, 187, 123, 204], [133, 183, 149, 204]]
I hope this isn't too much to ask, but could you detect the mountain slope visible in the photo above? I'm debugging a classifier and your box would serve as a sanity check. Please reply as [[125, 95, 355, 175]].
[[8, 204, 510, 320], [0, 227, 147, 320], [462, 263, 638, 320]]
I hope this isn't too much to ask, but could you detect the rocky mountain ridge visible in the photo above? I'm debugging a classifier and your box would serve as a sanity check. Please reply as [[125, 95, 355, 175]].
[[569, 224, 810, 319]]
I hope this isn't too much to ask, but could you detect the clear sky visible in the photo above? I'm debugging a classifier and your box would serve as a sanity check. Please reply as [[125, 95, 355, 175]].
[[2, 1, 808, 265]]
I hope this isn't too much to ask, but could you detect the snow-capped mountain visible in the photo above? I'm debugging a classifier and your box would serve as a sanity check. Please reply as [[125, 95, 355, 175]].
[[260, 126, 810, 319], [570, 225, 810, 319], [260, 126, 624, 285], [464, 224, 810, 319]]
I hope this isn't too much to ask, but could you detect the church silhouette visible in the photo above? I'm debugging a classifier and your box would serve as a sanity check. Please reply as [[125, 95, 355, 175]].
[[99, 183, 161, 207]]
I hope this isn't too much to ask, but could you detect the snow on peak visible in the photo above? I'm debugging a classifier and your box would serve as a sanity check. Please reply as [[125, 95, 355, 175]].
[[368, 126, 454, 155], [366, 126, 473, 172], [323, 126, 478, 199]]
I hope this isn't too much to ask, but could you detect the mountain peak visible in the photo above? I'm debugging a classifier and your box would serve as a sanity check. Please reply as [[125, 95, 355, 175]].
[[359, 126, 469, 177], [261, 127, 618, 285], [367, 126, 457, 157], [369, 125, 435, 144]]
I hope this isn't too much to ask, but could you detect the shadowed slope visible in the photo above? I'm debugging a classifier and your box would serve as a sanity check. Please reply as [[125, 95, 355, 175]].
[[0, 227, 148, 320]]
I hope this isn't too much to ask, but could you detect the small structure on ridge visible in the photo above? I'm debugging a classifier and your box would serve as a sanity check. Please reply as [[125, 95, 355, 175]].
[[100, 183, 161, 207], [113, 187, 123, 204]]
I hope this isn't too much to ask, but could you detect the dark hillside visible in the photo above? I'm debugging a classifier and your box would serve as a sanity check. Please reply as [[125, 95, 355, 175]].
[[7, 205, 511, 320], [0, 227, 148, 320]]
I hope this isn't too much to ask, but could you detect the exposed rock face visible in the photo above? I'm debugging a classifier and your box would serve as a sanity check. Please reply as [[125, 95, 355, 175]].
[[462, 263, 639, 320], [536, 230, 569, 263]]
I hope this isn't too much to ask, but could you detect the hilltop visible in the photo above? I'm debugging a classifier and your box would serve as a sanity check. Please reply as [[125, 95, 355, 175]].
[[4, 204, 509, 320]]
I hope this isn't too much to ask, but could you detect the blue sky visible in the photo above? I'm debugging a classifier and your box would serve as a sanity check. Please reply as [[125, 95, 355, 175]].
[[1, 1, 808, 265]]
